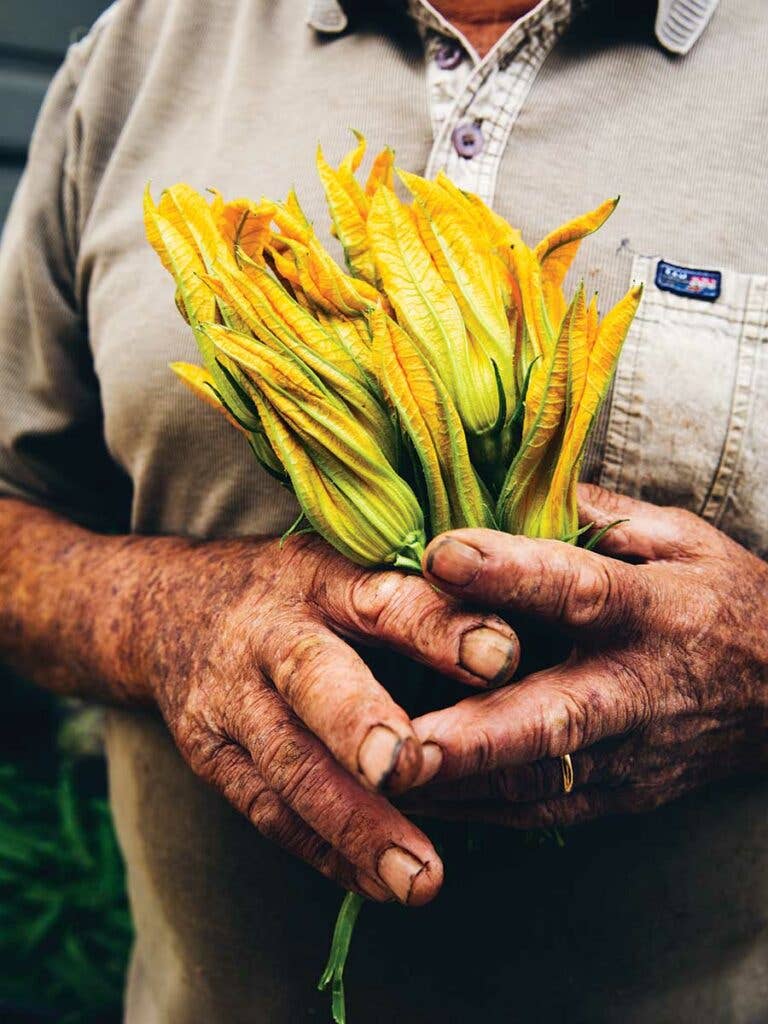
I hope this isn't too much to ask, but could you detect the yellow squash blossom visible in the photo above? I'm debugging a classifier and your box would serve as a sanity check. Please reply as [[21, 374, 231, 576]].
[[370, 309, 493, 535], [205, 322, 425, 568], [146, 135, 643, 577]]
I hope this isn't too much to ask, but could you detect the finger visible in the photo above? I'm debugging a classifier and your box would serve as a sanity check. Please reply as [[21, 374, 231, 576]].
[[415, 754, 593, 804], [226, 685, 444, 906], [415, 737, 635, 804], [576, 482, 707, 562], [258, 617, 425, 794], [202, 741, 391, 901], [422, 528, 646, 633], [401, 785, 630, 829], [320, 563, 520, 689], [412, 658, 650, 783]]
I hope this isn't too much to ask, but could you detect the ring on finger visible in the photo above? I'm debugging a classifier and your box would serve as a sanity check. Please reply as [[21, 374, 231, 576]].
[[560, 753, 575, 795]]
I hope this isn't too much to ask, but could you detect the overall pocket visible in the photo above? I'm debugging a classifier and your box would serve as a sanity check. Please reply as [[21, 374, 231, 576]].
[[598, 254, 768, 557]]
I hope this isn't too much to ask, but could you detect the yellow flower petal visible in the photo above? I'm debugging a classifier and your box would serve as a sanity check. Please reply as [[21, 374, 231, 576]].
[[316, 143, 376, 283], [399, 169, 514, 418], [143, 186, 216, 327], [212, 331, 424, 566], [497, 287, 575, 535], [546, 283, 643, 538], [371, 309, 490, 533], [214, 195, 276, 267], [368, 185, 503, 435], [365, 147, 395, 197], [535, 197, 619, 277]]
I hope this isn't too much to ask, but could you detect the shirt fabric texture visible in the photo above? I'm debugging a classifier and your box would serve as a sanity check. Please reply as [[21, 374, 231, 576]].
[[0, 0, 767, 1020]]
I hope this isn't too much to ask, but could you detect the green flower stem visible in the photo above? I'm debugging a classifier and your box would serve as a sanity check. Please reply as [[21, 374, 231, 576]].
[[318, 891, 365, 1024]]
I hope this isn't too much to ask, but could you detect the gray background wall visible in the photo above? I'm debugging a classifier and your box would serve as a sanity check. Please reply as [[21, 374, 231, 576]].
[[0, 2, 111, 225]]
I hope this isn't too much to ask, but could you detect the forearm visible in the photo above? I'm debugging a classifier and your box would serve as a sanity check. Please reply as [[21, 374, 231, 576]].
[[0, 497, 271, 705]]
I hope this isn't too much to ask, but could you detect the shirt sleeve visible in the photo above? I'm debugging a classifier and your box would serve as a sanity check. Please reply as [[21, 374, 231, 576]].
[[0, 31, 131, 532]]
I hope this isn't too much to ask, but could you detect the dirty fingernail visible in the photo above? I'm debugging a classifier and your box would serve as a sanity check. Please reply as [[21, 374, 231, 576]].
[[382, 735, 421, 795], [459, 626, 519, 686], [378, 846, 426, 904], [412, 742, 443, 788], [426, 538, 482, 586], [359, 726, 420, 794], [356, 871, 394, 902]]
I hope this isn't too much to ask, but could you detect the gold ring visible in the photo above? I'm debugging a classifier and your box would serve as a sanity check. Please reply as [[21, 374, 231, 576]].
[[561, 753, 574, 795]]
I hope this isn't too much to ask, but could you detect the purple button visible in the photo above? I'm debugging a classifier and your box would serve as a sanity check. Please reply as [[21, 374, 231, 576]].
[[435, 40, 464, 70], [452, 121, 484, 159]]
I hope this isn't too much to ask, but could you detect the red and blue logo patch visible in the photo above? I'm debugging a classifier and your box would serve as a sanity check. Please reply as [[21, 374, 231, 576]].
[[655, 260, 721, 302]]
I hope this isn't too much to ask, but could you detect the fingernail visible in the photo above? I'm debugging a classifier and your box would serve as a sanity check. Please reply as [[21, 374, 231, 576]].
[[426, 538, 482, 586], [377, 846, 426, 904], [356, 871, 393, 902], [359, 726, 419, 794], [459, 626, 519, 686], [412, 742, 443, 788]]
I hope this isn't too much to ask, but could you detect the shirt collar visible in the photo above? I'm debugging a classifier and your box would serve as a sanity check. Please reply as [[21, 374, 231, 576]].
[[306, 0, 720, 55]]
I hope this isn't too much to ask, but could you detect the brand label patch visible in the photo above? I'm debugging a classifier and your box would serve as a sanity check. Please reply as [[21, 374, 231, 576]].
[[655, 260, 721, 302]]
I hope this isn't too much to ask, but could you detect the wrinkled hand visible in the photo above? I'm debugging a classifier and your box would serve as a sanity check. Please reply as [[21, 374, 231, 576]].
[[406, 484, 768, 827], [150, 533, 520, 903]]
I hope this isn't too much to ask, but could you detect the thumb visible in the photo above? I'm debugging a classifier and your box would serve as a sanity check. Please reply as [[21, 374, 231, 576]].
[[577, 483, 705, 562]]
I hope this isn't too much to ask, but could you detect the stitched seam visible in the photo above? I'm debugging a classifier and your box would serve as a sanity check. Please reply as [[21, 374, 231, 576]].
[[706, 277, 768, 527], [698, 297, 751, 521]]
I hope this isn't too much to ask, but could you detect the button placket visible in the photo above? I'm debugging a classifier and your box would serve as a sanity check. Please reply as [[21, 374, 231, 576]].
[[424, 31, 473, 139], [419, 0, 574, 204]]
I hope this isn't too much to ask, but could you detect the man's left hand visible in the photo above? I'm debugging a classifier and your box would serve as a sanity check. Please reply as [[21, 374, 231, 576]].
[[406, 484, 768, 827]]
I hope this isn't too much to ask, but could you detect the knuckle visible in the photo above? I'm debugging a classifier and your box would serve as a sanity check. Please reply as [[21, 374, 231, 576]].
[[561, 561, 615, 627], [347, 570, 438, 642], [274, 631, 336, 704], [191, 734, 236, 782], [547, 689, 593, 753], [447, 718, 497, 776], [244, 784, 280, 831], [258, 729, 316, 802], [470, 724, 496, 775], [613, 658, 654, 729], [518, 701, 551, 761]]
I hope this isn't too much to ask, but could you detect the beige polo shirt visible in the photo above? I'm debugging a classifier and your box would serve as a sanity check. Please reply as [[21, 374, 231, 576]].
[[1, 0, 767, 1020]]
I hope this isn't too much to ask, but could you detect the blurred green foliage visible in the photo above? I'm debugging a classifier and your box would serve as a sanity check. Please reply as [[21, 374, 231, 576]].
[[0, 676, 131, 1024]]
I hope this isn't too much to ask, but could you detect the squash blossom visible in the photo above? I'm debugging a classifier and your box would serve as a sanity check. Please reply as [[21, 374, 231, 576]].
[[205, 321, 426, 569], [145, 132, 642, 568]]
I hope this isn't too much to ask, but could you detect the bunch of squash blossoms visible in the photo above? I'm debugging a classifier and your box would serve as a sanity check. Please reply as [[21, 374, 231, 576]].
[[145, 133, 641, 565], [144, 133, 642, 1022]]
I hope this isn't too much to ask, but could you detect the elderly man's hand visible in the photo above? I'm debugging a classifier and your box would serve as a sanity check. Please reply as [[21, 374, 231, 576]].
[[406, 484, 768, 827], [148, 532, 519, 903]]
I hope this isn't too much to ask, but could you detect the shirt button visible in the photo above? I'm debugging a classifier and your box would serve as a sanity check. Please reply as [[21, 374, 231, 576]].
[[435, 40, 464, 70], [452, 121, 484, 159]]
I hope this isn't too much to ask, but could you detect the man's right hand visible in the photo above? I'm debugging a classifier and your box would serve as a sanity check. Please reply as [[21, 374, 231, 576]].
[[0, 500, 520, 905]]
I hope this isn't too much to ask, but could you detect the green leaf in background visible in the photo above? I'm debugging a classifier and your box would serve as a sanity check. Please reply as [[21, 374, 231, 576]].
[[0, 754, 131, 1023]]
